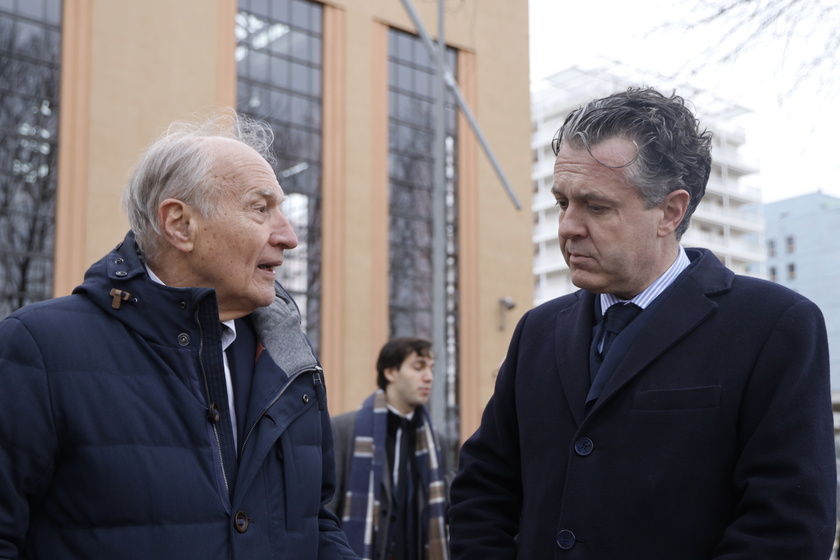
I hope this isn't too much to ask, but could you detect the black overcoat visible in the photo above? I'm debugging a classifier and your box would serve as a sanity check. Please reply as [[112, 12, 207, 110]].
[[450, 248, 836, 559]]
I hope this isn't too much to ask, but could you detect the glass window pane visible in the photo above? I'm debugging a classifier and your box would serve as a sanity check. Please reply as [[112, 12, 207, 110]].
[[236, 1, 323, 352], [0, 3, 62, 318], [17, 0, 43, 20], [387, 27, 458, 343], [247, 0, 270, 18]]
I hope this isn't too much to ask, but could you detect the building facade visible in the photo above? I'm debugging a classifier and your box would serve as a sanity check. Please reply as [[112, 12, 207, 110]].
[[0, 0, 533, 443], [531, 65, 764, 305], [764, 192, 840, 390]]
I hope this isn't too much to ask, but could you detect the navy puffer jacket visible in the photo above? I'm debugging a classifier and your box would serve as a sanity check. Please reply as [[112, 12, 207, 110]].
[[0, 232, 358, 560]]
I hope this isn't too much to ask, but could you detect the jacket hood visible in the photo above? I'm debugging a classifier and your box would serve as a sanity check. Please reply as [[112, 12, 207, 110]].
[[72, 232, 220, 348], [72, 232, 316, 372]]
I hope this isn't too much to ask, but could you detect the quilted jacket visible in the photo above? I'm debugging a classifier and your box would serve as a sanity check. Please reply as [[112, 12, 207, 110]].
[[0, 232, 358, 560]]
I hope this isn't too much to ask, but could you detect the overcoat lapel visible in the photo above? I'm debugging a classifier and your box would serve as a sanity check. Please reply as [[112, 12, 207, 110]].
[[591, 262, 723, 413], [554, 291, 595, 425]]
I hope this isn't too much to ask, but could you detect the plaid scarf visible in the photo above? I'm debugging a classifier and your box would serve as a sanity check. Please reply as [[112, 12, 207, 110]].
[[341, 390, 449, 560]]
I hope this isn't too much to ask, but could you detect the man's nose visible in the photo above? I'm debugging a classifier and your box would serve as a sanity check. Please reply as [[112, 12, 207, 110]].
[[558, 206, 585, 239], [271, 211, 299, 249]]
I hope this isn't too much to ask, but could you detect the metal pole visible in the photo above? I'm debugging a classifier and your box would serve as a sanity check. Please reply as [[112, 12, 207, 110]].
[[430, 0, 448, 437]]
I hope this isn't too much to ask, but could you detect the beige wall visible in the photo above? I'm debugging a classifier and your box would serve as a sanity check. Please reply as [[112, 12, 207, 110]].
[[52, 0, 532, 442], [55, 0, 237, 295]]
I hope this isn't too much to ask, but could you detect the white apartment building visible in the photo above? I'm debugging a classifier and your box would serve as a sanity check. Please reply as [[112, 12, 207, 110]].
[[532, 65, 765, 305]]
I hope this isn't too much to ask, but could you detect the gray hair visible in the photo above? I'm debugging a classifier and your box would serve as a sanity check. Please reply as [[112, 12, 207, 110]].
[[121, 110, 276, 259], [552, 87, 712, 239]]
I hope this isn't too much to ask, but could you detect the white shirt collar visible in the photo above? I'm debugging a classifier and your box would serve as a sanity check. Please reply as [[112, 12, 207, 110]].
[[387, 404, 416, 421], [600, 246, 690, 314]]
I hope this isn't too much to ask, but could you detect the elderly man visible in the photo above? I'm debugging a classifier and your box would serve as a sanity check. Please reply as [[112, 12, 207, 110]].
[[0, 112, 358, 559], [449, 88, 836, 559]]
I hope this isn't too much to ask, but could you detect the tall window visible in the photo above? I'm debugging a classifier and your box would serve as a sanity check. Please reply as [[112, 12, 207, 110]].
[[0, 1, 62, 319], [387, 28, 458, 342], [236, 0, 323, 351]]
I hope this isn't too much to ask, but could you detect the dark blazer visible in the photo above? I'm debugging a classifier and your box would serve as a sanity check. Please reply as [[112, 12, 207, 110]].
[[449, 248, 836, 559]]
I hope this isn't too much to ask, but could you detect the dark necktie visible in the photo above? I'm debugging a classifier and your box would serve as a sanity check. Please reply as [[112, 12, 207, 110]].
[[600, 303, 642, 358], [587, 303, 642, 406], [386, 413, 416, 560], [396, 416, 412, 505]]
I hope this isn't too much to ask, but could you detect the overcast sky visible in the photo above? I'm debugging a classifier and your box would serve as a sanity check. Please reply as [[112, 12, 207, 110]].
[[528, 0, 840, 204]]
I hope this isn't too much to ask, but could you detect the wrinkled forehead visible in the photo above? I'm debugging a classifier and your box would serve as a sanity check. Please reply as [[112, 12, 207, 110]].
[[203, 137, 268, 172], [204, 137, 282, 194]]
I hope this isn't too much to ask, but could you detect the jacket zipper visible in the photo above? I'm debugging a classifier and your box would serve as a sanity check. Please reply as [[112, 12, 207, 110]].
[[196, 312, 231, 497], [238, 365, 323, 455]]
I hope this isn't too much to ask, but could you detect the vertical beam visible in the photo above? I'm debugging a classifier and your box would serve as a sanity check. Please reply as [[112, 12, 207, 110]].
[[430, 0, 448, 437], [215, 0, 237, 108], [54, 0, 93, 296], [370, 22, 391, 369], [321, 5, 348, 405], [455, 50, 481, 442]]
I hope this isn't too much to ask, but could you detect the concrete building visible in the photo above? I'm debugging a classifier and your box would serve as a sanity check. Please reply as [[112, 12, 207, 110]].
[[0, 0, 533, 443], [764, 192, 840, 389], [532, 65, 764, 305]]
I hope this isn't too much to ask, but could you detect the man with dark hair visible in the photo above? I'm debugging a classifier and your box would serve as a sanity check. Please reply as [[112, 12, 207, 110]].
[[329, 337, 449, 560], [0, 111, 358, 559], [449, 87, 836, 559]]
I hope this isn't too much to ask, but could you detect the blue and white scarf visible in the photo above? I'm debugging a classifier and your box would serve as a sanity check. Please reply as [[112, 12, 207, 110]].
[[341, 390, 448, 560]]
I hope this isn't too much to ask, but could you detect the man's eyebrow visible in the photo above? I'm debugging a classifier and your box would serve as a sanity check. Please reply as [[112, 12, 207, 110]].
[[578, 191, 610, 204], [251, 189, 283, 205], [554, 187, 611, 205]]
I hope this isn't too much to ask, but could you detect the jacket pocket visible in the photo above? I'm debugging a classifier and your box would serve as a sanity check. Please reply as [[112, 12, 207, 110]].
[[632, 385, 721, 410]]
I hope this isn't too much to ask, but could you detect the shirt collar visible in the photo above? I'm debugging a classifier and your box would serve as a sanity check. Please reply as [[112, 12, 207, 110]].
[[600, 246, 690, 314], [387, 404, 416, 421]]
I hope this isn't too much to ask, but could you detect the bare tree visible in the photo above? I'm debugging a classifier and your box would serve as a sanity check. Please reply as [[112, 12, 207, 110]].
[[654, 0, 840, 97], [0, 17, 61, 318]]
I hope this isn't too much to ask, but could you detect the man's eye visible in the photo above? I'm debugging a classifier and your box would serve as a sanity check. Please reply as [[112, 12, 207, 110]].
[[588, 205, 605, 214], [555, 199, 568, 210]]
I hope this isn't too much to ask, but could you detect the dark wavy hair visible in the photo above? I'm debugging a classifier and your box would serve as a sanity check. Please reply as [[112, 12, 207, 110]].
[[376, 337, 433, 390], [551, 87, 712, 239]]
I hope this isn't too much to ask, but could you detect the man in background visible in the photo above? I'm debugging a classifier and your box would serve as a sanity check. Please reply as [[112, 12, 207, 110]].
[[329, 337, 449, 560]]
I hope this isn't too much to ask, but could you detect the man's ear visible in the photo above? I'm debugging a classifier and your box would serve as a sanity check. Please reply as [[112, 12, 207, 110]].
[[658, 189, 690, 238], [383, 367, 398, 384], [159, 198, 195, 253]]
